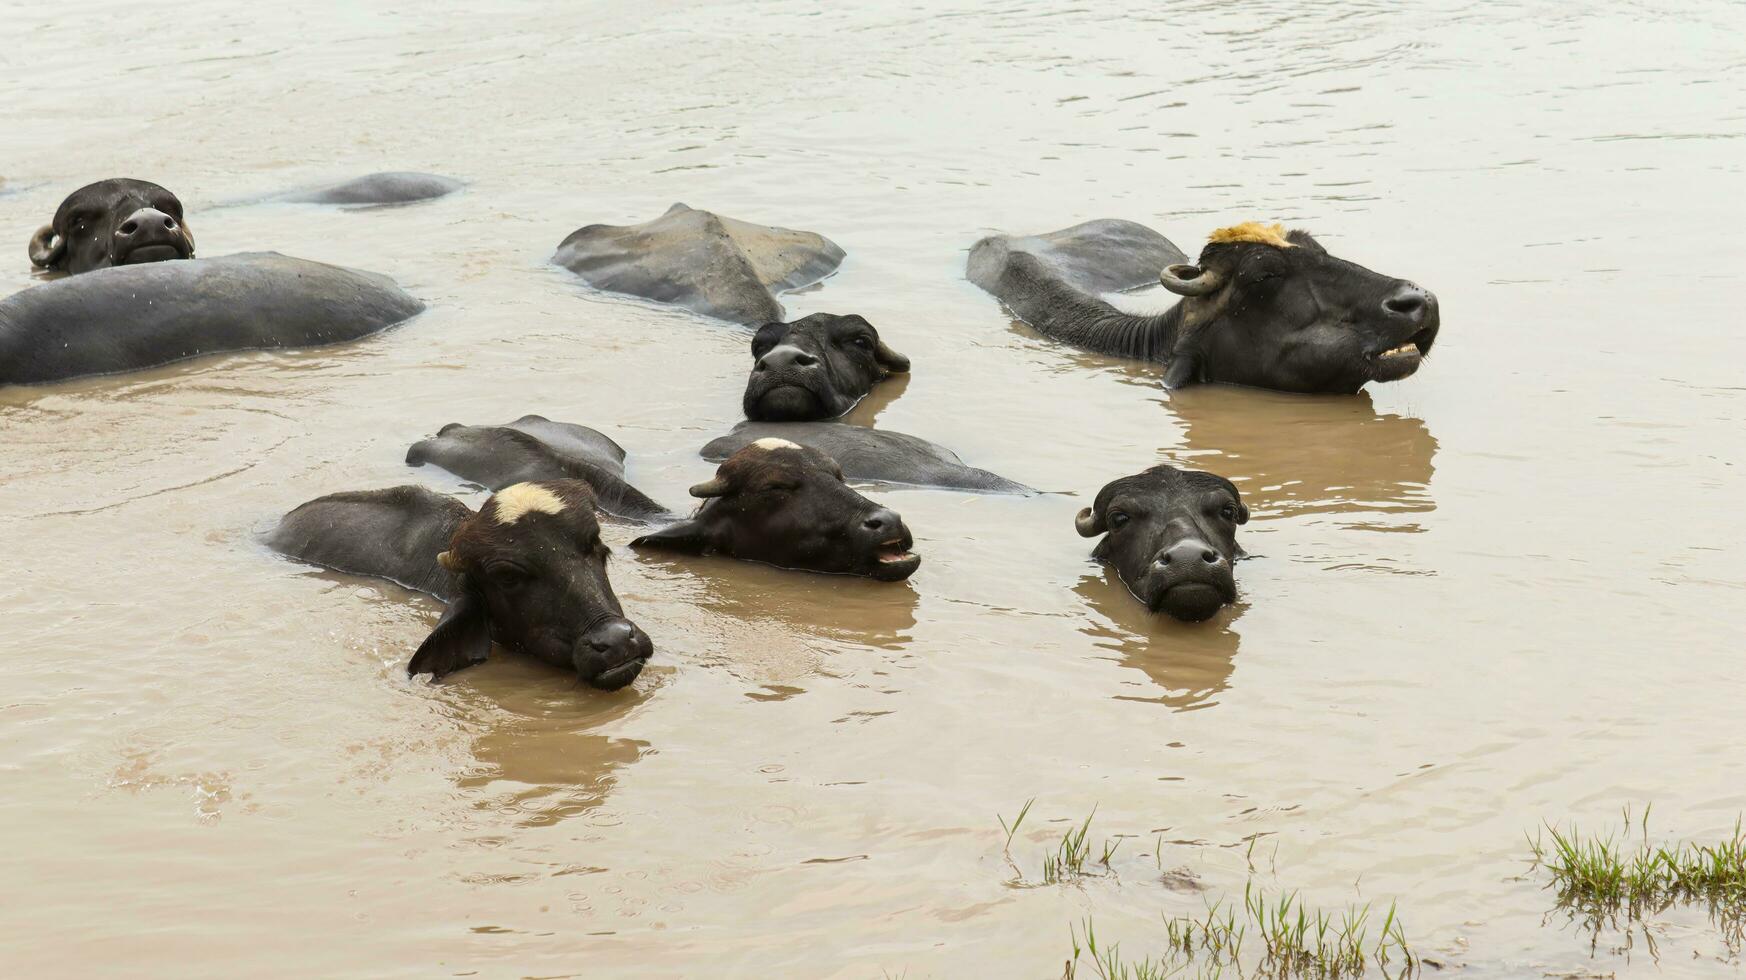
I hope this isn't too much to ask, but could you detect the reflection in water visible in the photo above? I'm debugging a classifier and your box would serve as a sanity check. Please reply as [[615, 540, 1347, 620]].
[[1166, 387, 1438, 526], [841, 371, 911, 427], [1004, 315, 1438, 526], [1074, 567, 1243, 712], [637, 552, 919, 651], [446, 662, 651, 829]]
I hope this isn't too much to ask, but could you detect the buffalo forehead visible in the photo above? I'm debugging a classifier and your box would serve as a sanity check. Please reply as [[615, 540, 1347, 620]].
[[1103, 467, 1229, 509]]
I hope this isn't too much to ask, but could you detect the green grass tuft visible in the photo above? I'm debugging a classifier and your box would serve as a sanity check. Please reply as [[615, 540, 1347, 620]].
[[1528, 805, 1746, 954], [1062, 888, 1417, 979], [1000, 801, 1121, 887]]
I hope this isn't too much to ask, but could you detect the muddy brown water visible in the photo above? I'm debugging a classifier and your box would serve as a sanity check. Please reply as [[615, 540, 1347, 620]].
[[3, 2, 1744, 977]]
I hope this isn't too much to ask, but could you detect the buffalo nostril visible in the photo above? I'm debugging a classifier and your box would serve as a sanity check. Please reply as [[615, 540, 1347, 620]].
[[590, 639, 612, 653], [1384, 285, 1427, 320], [119, 221, 138, 236], [754, 358, 769, 372], [163, 217, 177, 230], [794, 353, 818, 367], [864, 516, 885, 531], [1159, 541, 1221, 569]]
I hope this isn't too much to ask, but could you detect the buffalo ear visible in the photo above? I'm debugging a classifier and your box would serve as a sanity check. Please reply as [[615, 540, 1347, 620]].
[[630, 519, 711, 555], [28, 225, 66, 269], [688, 476, 731, 499], [407, 589, 492, 680], [874, 338, 910, 374], [1235, 502, 1250, 525], [1074, 505, 1106, 538], [751, 322, 787, 359]]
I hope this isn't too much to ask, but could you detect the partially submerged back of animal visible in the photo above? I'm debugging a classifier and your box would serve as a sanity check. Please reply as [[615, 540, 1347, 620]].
[[29, 178, 195, 274], [633, 438, 921, 581]]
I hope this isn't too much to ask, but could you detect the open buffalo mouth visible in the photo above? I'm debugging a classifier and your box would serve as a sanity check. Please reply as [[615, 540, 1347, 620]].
[[869, 537, 921, 581], [1368, 325, 1437, 380], [118, 243, 191, 265]]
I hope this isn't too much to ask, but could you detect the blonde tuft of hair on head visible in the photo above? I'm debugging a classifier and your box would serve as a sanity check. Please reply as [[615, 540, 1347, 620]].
[[1207, 221, 1295, 249], [490, 483, 568, 525]]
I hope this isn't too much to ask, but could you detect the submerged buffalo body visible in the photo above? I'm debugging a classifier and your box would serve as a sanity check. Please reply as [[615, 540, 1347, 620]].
[[634, 438, 920, 581], [743, 314, 910, 421], [703, 422, 1030, 494], [29, 178, 195, 274], [268, 481, 652, 689], [969, 219, 1440, 394], [1076, 464, 1249, 622], [278, 171, 463, 206], [552, 203, 845, 326], [406, 415, 673, 522], [0, 252, 423, 386]]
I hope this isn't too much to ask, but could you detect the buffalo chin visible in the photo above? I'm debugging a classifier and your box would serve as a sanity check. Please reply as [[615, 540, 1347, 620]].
[[1149, 582, 1229, 622], [750, 384, 825, 421]]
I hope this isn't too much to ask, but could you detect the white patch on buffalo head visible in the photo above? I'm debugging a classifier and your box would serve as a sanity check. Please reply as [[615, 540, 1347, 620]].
[[491, 483, 567, 525], [751, 437, 801, 452]]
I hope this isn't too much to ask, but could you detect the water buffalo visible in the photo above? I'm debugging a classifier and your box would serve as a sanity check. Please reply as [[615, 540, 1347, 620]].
[[0, 252, 423, 386], [703, 422, 1030, 494], [28, 179, 195, 275], [969, 219, 1440, 394], [633, 439, 921, 581], [553, 203, 845, 325], [268, 481, 653, 689], [743, 314, 910, 421], [406, 415, 673, 522], [278, 171, 463, 206], [1076, 464, 1249, 622]]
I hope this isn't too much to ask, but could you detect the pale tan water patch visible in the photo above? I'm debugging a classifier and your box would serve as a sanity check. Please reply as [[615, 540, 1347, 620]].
[[3, 1, 1745, 977]]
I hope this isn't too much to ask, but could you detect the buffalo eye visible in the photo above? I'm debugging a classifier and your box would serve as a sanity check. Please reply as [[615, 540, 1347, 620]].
[[1219, 503, 1238, 522], [1242, 255, 1288, 287], [484, 563, 531, 590], [851, 335, 873, 351], [1108, 510, 1130, 530]]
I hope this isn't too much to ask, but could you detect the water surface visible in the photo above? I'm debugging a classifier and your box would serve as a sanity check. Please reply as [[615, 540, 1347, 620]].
[[3, 1, 1744, 976]]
